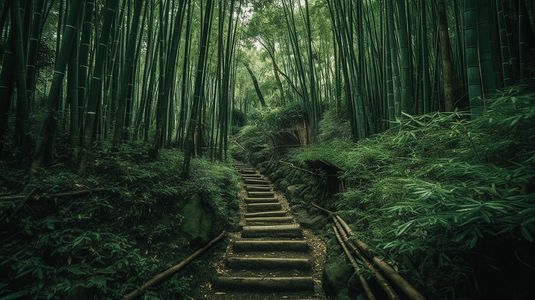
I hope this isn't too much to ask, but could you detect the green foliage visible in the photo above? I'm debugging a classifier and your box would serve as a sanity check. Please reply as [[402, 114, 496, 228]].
[[317, 108, 352, 143], [0, 143, 239, 299], [231, 108, 247, 134], [248, 89, 535, 297], [249, 101, 308, 132]]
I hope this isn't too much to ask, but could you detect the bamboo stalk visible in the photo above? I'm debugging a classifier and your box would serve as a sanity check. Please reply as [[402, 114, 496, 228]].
[[311, 203, 332, 214], [332, 225, 376, 300], [278, 160, 317, 176], [0, 188, 36, 223], [335, 216, 427, 300], [312, 203, 427, 300], [333, 217, 400, 300], [0, 188, 107, 201], [121, 231, 227, 300]]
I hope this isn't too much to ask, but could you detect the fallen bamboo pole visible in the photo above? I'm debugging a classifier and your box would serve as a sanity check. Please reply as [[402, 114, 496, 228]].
[[278, 160, 317, 176], [335, 216, 427, 300], [332, 225, 376, 300], [0, 188, 36, 223], [121, 231, 227, 300], [333, 217, 400, 300], [0, 188, 107, 201], [232, 139, 246, 151], [312, 203, 427, 300]]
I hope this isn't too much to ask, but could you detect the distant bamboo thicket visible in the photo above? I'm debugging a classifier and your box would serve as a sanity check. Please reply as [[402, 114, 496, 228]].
[[0, 0, 534, 174], [240, 0, 535, 142], [0, 0, 241, 177]]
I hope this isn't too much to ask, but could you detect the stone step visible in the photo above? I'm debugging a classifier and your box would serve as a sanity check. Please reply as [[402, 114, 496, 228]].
[[242, 174, 263, 179], [244, 178, 271, 185], [244, 197, 278, 203], [240, 169, 257, 174], [245, 210, 287, 218], [247, 191, 275, 198], [246, 202, 281, 213], [214, 276, 314, 291], [226, 257, 311, 270], [244, 185, 272, 192], [242, 224, 302, 238], [233, 240, 310, 252], [245, 216, 293, 223]]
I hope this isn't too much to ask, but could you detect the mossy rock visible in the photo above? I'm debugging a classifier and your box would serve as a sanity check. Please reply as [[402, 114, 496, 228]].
[[179, 194, 214, 245], [323, 257, 354, 297]]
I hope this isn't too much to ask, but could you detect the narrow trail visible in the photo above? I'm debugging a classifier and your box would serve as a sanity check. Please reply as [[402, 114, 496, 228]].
[[196, 163, 327, 299]]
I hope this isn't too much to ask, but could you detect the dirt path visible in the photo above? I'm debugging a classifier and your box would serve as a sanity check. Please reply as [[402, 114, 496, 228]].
[[195, 164, 327, 299]]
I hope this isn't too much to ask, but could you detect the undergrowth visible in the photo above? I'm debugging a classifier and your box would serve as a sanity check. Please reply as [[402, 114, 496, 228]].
[[234, 88, 535, 299], [0, 143, 240, 299]]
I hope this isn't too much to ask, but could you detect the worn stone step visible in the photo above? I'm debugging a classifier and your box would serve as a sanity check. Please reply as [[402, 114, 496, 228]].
[[245, 216, 293, 223], [214, 276, 314, 291], [247, 191, 275, 198], [226, 257, 311, 270], [242, 174, 263, 179], [246, 202, 281, 213], [244, 185, 272, 192], [244, 178, 271, 185], [245, 210, 287, 218], [244, 197, 278, 203], [233, 240, 309, 252], [240, 169, 257, 174], [242, 224, 302, 238]]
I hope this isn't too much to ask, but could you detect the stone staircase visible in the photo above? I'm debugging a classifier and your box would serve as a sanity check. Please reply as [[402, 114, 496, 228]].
[[201, 163, 326, 299]]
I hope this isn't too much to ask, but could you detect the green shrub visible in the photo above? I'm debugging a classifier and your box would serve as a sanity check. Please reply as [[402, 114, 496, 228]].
[[0, 143, 239, 299]]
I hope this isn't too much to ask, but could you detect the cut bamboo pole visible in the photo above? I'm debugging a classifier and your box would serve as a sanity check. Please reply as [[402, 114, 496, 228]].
[[1, 188, 37, 223], [333, 217, 400, 300], [121, 231, 227, 300], [312, 203, 427, 300], [0, 188, 106, 201], [335, 216, 427, 300], [333, 225, 376, 300]]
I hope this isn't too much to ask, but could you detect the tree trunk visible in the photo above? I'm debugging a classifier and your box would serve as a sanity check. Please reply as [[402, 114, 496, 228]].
[[438, 0, 455, 112], [243, 62, 267, 107], [112, 0, 144, 149], [465, 0, 483, 118], [11, 0, 33, 162], [183, 0, 215, 178], [78, 0, 119, 175], [32, 0, 84, 171]]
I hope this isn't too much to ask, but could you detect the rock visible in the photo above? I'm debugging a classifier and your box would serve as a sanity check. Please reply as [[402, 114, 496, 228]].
[[179, 194, 214, 245], [334, 287, 353, 300], [296, 213, 326, 230], [322, 257, 354, 297], [286, 185, 297, 200]]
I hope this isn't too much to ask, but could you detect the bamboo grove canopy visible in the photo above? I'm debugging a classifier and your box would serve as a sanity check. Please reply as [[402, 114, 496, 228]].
[[1, 0, 534, 175]]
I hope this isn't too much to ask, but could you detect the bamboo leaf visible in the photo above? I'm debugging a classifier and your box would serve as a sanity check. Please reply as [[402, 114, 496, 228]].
[[0, 291, 30, 300], [469, 235, 478, 248], [520, 225, 534, 242], [396, 220, 415, 236]]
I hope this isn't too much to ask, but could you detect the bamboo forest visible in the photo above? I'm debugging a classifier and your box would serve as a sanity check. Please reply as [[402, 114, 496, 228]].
[[1, 0, 535, 299]]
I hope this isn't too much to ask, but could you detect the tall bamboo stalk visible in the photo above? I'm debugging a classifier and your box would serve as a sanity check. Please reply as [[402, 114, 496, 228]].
[[465, 0, 483, 118], [32, 0, 84, 171], [184, 0, 215, 177]]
